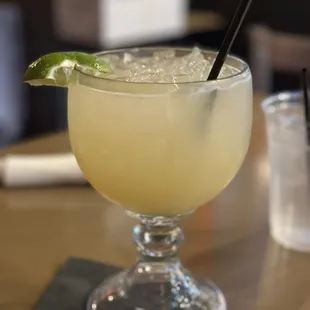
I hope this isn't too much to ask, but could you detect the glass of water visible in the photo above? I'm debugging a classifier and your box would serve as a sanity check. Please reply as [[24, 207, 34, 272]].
[[262, 91, 310, 252]]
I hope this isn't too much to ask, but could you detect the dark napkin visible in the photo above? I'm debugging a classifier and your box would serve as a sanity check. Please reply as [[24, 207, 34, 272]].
[[33, 257, 120, 310]]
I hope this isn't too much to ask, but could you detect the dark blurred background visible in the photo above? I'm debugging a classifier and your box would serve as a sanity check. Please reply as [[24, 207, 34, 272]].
[[1, 0, 310, 146]]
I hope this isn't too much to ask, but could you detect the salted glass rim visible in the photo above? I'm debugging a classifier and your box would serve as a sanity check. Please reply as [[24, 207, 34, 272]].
[[75, 46, 250, 86]]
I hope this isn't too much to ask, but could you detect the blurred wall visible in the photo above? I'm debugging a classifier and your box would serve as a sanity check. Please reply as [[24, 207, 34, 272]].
[[0, 2, 25, 146], [21, 0, 68, 138]]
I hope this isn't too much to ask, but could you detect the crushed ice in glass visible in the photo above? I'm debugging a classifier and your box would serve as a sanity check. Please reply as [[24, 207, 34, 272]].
[[102, 47, 240, 83], [268, 106, 308, 145]]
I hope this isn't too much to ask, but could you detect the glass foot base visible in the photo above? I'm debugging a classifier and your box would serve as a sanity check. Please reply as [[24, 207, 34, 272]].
[[87, 261, 226, 310]]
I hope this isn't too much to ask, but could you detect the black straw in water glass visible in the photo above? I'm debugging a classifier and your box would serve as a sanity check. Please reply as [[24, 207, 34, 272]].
[[207, 0, 253, 81], [301, 68, 310, 144]]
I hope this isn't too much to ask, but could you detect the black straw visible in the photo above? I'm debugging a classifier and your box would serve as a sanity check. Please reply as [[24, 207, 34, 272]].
[[207, 0, 253, 81], [301, 68, 310, 144]]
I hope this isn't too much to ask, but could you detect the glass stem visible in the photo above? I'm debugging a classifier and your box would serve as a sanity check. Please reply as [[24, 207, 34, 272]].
[[133, 216, 184, 260]]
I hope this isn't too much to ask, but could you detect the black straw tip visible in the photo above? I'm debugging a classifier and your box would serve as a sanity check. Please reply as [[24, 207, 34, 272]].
[[207, 0, 253, 81], [301, 68, 310, 144]]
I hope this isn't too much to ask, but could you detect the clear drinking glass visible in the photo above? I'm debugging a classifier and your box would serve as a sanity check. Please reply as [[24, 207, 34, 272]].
[[68, 48, 252, 310], [262, 91, 310, 252]]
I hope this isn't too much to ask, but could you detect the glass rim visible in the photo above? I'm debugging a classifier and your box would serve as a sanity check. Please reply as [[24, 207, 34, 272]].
[[262, 90, 303, 114], [75, 46, 250, 86]]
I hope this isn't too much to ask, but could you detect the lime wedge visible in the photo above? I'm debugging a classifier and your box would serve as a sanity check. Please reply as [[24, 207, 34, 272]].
[[23, 52, 111, 87]]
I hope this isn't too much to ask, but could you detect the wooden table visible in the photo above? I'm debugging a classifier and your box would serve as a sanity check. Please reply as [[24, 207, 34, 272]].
[[1, 94, 310, 310]]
